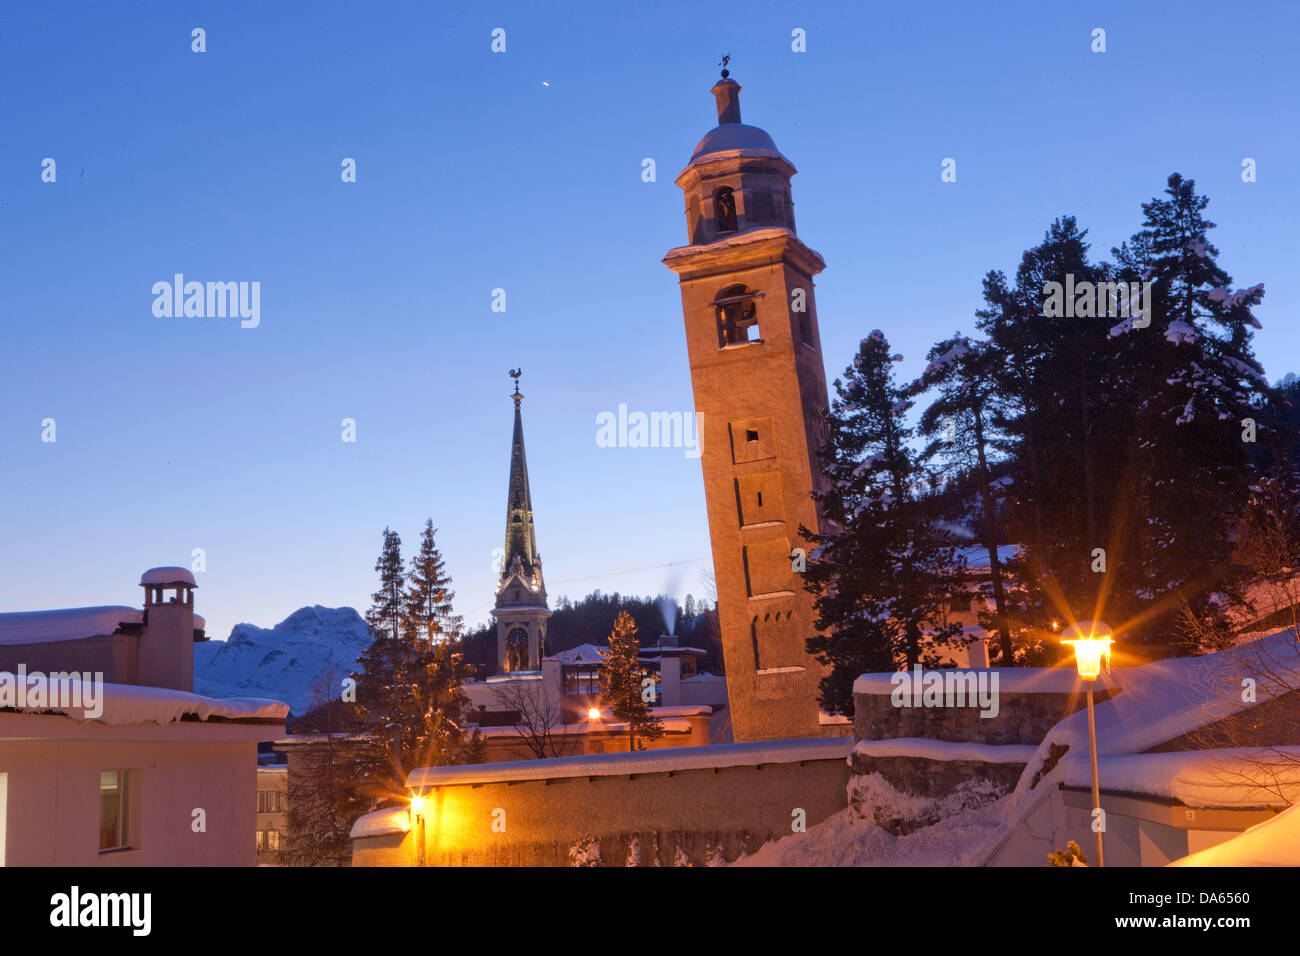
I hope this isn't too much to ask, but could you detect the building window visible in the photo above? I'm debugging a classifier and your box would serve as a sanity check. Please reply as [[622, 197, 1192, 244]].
[[257, 790, 283, 814], [564, 666, 601, 696], [99, 770, 134, 852], [714, 187, 738, 233], [799, 310, 814, 347], [256, 829, 282, 852], [715, 285, 760, 347]]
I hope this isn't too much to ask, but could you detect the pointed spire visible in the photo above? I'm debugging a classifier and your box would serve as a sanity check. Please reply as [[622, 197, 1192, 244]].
[[500, 369, 540, 587]]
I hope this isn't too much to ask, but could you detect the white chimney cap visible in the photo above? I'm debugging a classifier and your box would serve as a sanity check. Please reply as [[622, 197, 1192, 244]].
[[140, 566, 197, 587]]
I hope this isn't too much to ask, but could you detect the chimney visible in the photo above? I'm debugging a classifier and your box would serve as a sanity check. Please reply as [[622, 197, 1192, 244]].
[[712, 77, 742, 125]]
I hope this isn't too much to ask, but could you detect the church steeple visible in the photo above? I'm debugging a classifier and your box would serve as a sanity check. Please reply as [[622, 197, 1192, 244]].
[[490, 369, 551, 673], [501, 368, 540, 582]]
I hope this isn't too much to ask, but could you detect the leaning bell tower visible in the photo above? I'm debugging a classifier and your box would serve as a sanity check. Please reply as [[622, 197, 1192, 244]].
[[663, 69, 833, 742]]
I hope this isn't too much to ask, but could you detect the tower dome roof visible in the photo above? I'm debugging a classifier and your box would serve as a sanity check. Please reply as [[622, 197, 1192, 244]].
[[689, 123, 787, 163], [684, 74, 792, 169]]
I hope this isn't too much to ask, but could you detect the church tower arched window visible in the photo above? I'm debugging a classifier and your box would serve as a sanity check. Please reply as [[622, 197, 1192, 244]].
[[715, 283, 760, 347], [714, 186, 738, 234]]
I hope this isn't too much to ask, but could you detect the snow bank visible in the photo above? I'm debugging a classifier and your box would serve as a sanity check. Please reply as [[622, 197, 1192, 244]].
[[0, 607, 143, 646], [349, 806, 411, 840], [1060, 747, 1300, 808], [1169, 802, 1300, 866], [854, 738, 1039, 765], [407, 736, 853, 789]]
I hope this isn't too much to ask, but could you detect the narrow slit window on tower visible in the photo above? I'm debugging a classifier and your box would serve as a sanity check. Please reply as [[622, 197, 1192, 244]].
[[714, 186, 738, 233], [745, 428, 759, 443], [756, 491, 764, 507]]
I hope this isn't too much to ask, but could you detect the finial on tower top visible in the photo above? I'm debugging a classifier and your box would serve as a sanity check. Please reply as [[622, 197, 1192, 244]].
[[509, 368, 523, 407], [711, 59, 741, 125]]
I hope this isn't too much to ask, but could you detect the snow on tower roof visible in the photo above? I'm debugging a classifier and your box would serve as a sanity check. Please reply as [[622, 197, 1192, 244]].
[[140, 566, 197, 587], [0, 606, 144, 646], [688, 123, 789, 165]]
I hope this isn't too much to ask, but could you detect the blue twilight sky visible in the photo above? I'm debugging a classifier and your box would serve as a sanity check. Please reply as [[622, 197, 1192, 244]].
[[1, 1, 1297, 641]]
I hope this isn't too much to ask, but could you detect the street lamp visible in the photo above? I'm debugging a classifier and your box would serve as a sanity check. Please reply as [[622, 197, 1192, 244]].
[[587, 707, 601, 721], [410, 793, 427, 867], [1061, 620, 1113, 867]]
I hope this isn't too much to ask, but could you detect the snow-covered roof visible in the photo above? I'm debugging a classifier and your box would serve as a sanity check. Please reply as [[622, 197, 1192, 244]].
[[1170, 802, 1300, 866], [688, 123, 789, 165], [473, 717, 695, 738], [349, 805, 411, 840], [0, 606, 143, 645], [664, 227, 821, 268], [953, 545, 1021, 573], [0, 677, 288, 726], [140, 567, 197, 587], [1061, 746, 1300, 809], [855, 738, 1040, 765], [547, 643, 604, 665], [407, 736, 852, 788]]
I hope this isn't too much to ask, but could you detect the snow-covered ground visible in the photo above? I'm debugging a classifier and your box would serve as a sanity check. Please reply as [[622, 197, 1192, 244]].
[[733, 780, 1010, 866], [193, 605, 372, 714]]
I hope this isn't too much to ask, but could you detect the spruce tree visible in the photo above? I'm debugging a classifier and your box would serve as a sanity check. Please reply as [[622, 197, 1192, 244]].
[[1108, 174, 1282, 646], [355, 525, 475, 781], [802, 331, 964, 715], [915, 333, 1015, 663], [405, 519, 463, 645], [598, 610, 664, 750], [364, 528, 407, 642]]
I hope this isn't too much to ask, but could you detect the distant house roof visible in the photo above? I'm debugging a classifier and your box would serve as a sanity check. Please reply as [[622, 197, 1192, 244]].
[[0, 606, 143, 645], [0, 605, 205, 646]]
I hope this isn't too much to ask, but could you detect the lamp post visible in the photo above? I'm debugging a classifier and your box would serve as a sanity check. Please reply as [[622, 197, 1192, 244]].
[[1061, 620, 1113, 867], [410, 793, 426, 867]]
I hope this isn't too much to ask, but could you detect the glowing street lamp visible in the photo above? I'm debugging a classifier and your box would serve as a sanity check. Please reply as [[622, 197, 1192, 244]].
[[1061, 620, 1113, 867], [587, 707, 601, 721], [410, 792, 427, 867]]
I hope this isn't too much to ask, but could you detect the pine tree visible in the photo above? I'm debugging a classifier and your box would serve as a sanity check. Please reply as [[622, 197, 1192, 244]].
[[598, 610, 664, 750], [364, 528, 407, 642], [355, 525, 475, 782], [915, 333, 1015, 664], [405, 519, 463, 645], [802, 331, 965, 715], [1108, 174, 1282, 646]]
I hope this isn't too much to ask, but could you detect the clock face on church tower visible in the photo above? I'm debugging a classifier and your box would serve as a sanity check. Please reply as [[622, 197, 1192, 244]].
[[506, 627, 529, 671]]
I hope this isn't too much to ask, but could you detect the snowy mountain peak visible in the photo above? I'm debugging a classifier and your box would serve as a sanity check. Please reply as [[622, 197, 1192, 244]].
[[194, 605, 373, 715]]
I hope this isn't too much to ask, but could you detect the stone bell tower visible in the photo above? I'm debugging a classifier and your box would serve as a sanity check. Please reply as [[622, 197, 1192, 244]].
[[490, 370, 551, 673], [663, 69, 833, 742]]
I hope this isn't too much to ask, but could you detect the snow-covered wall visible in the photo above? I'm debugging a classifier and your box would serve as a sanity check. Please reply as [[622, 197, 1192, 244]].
[[354, 737, 852, 867]]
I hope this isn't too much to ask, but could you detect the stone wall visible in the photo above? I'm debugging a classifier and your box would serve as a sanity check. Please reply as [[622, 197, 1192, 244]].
[[353, 742, 851, 867], [854, 685, 1112, 745]]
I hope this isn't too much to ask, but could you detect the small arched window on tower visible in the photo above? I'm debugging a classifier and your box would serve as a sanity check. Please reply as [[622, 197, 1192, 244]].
[[715, 284, 762, 348], [714, 186, 738, 234]]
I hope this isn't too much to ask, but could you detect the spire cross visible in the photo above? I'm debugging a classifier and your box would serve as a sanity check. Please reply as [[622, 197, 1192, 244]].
[[509, 368, 523, 406], [719, 53, 730, 78]]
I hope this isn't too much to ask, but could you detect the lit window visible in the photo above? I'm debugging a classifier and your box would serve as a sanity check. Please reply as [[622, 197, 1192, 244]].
[[99, 770, 134, 852]]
